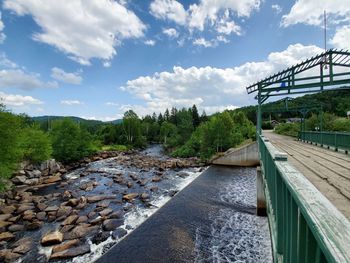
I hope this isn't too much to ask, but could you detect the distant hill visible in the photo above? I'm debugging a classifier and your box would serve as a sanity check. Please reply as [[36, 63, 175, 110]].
[[232, 88, 350, 124], [32, 116, 122, 126]]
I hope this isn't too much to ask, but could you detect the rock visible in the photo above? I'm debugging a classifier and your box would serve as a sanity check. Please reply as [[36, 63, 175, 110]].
[[45, 205, 59, 212], [60, 225, 75, 233], [0, 249, 21, 263], [52, 239, 80, 253], [50, 244, 90, 259], [87, 212, 96, 218], [92, 231, 110, 244], [122, 193, 138, 202], [127, 182, 133, 188], [96, 200, 110, 208], [62, 191, 72, 201], [17, 204, 35, 214], [66, 198, 79, 207], [41, 231, 63, 246], [112, 228, 127, 239], [152, 176, 162, 182], [0, 232, 14, 242], [0, 205, 16, 214], [36, 202, 47, 211], [22, 210, 36, 221], [150, 186, 158, 192], [99, 208, 112, 217], [26, 220, 43, 230], [56, 206, 72, 218], [44, 175, 61, 184], [140, 192, 150, 200], [177, 172, 189, 178], [12, 238, 32, 254], [64, 225, 99, 240], [24, 178, 40, 185], [61, 215, 79, 226], [0, 214, 11, 221], [89, 217, 104, 225], [41, 159, 61, 174], [12, 175, 27, 185], [87, 195, 115, 203], [76, 216, 88, 224], [8, 224, 24, 232], [103, 219, 123, 231], [27, 170, 42, 178], [7, 216, 20, 223], [109, 210, 124, 219], [0, 221, 11, 228]]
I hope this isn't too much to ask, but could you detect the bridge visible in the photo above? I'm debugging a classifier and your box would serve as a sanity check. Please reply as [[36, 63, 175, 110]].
[[97, 49, 350, 263], [246, 49, 350, 262]]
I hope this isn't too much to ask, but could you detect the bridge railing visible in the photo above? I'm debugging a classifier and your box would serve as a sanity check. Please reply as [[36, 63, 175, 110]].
[[298, 131, 350, 152], [258, 134, 350, 263]]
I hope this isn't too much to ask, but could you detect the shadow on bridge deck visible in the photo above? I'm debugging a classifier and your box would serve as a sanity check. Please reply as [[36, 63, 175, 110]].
[[96, 165, 272, 263]]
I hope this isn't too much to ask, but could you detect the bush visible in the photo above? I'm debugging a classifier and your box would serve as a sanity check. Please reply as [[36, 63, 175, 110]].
[[20, 126, 52, 164], [275, 122, 300, 137], [332, 118, 350, 132], [50, 118, 96, 163], [101, 144, 129, 151]]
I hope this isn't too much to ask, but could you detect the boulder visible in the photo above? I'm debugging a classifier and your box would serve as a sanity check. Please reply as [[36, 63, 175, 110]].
[[64, 225, 99, 240], [0, 249, 21, 263], [45, 205, 59, 212], [0, 232, 14, 242], [52, 239, 80, 253], [61, 215, 79, 226], [109, 210, 124, 219], [152, 176, 162, 182], [87, 195, 115, 203], [67, 198, 79, 207], [76, 216, 88, 224], [122, 193, 138, 202], [17, 204, 35, 214], [11, 238, 32, 254], [0, 205, 16, 214], [26, 220, 43, 230], [56, 206, 72, 218], [140, 192, 150, 200], [60, 225, 75, 233], [41, 231, 63, 246], [44, 175, 61, 184], [96, 200, 110, 208], [8, 224, 24, 232], [0, 221, 11, 228], [92, 231, 110, 244], [50, 244, 90, 260], [99, 208, 112, 217], [11, 176, 27, 185], [0, 214, 11, 221], [27, 170, 42, 178], [112, 228, 127, 239], [36, 202, 48, 211], [103, 219, 123, 231]]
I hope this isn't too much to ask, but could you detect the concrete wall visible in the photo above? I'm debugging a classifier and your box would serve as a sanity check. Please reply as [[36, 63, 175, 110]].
[[211, 142, 259, 167]]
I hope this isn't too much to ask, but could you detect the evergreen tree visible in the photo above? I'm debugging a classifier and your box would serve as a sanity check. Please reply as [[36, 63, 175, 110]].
[[192, 104, 200, 127], [158, 113, 164, 124], [170, 107, 178, 125], [164, 108, 170, 121], [200, 110, 208, 122]]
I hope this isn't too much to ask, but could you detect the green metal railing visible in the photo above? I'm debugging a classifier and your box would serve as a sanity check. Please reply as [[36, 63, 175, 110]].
[[299, 131, 350, 152], [259, 135, 350, 263]]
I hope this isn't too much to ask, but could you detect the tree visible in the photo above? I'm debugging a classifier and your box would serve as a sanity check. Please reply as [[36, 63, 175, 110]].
[[20, 126, 52, 164], [176, 108, 194, 144], [160, 121, 177, 145], [200, 110, 208, 123], [158, 113, 164, 124], [0, 111, 22, 189], [50, 118, 95, 163], [191, 104, 200, 127], [164, 108, 170, 121], [122, 110, 145, 147], [170, 107, 178, 125]]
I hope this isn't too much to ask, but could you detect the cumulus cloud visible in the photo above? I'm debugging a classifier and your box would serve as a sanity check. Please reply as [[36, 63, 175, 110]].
[[144, 39, 156, 46], [330, 25, 350, 50], [281, 0, 350, 27], [120, 44, 323, 116], [51, 67, 82, 85], [0, 12, 6, 43], [0, 69, 57, 90], [4, 0, 146, 65], [0, 91, 43, 106], [150, 0, 260, 42], [0, 53, 17, 68], [162, 28, 179, 38], [106, 102, 119, 106], [60, 100, 83, 105], [271, 4, 282, 14], [193, 38, 214, 48], [150, 0, 187, 25]]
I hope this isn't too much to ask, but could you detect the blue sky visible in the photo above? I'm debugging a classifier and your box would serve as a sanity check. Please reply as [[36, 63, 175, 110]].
[[0, 0, 349, 121]]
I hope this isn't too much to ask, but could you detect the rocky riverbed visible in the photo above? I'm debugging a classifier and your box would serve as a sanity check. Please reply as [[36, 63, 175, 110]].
[[0, 146, 204, 263]]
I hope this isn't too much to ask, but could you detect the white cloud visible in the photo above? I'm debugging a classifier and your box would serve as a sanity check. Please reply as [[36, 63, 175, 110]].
[[0, 91, 43, 106], [0, 69, 58, 90], [331, 25, 350, 50], [281, 0, 350, 27], [51, 67, 82, 85], [217, 35, 229, 43], [0, 12, 6, 43], [4, 0, 146, 65], [60, 100, 83, 105], [120, 44, 323, 116], [162, 28, 179, 38], [0, 53, 17, 68], [193, 38, 214, 48], [106, 102, 119, 106], [271, 4, 282, 14], [150, 0, 187, 25], [144, 39, 156, 46]]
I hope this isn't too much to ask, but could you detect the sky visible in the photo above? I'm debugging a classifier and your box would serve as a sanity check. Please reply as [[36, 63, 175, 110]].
[[0, 0, 349, 121]]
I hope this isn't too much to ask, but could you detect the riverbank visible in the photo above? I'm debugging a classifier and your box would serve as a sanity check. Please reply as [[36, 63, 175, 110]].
[[0, 146, 203, 262]]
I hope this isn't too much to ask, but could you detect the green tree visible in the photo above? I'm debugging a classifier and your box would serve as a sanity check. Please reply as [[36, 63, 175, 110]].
[[20, 126, 52, 164], [160, 121, 177, 145], [191, 104, 200, 128], [177, 108, 194, 144], [122, 110, 146, 147], [50, 118, 95, 163], [0, 111, 22, 189]]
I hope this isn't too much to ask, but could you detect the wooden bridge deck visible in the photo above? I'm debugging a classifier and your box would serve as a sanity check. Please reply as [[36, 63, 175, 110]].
[[263, 130, 350, 221]]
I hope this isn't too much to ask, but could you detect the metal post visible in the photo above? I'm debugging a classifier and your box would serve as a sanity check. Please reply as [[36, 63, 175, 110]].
[[257, 84, 262, 135]]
